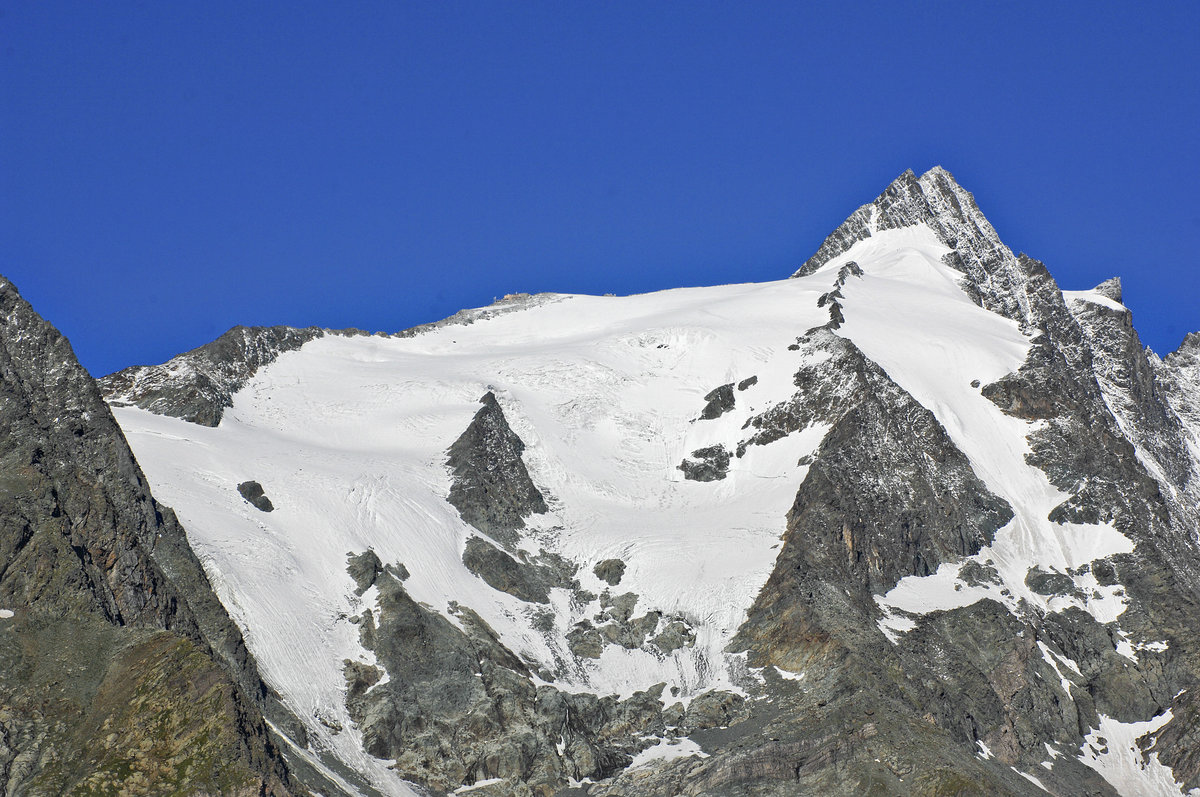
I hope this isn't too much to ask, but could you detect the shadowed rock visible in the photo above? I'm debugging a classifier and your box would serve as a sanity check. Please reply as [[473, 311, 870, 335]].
[[0, 275, 302, 796], [593, 558, 626, 586], [699, 383, 736, 420], [446, 392, 547, 547], [678, 444, 731, 482], [237, 480, 275, 512]]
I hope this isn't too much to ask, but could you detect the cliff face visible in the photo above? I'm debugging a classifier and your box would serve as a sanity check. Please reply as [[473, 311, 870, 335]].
[[0, 276, 301, 796]]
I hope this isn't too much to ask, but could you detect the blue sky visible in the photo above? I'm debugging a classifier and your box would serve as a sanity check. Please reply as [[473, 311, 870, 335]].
[[3, 2, 1198, 376]]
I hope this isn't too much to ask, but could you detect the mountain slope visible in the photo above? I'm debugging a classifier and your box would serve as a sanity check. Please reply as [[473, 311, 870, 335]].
[[0, 276, 301, 795], [104, 168, 1200, 796]]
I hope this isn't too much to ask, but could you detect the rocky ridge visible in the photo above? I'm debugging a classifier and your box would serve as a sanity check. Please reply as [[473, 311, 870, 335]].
[[101, 325, 353, 426], [0, 276, 306, 795], [100, 293, 561, 429]]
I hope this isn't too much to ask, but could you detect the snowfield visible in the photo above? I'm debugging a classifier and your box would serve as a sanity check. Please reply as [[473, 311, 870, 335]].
[[116, 273, 836, 794]]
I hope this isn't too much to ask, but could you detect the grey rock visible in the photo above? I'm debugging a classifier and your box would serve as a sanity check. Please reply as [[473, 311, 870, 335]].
[[737, 375, 758, 391], [462, 536, 552, 604], [593, 558, 626, 586], [651, 618, 696, 654], [446, 391, 548, 547], [678, 445, 731, 482], [600, 591, 639, 623], [1024, 567, 1076, 597], [0, 275, 304, 796], [744, 330, 1012, 594], [1066, 287, 1195, 495], [1093, 276, 1123, 302], [699, 383, 736, 420], [958, 559, 1001, 587], [600, 611, 661, 649], [346, 550, 383, 595], [237, 480, 275, 512], [567, 622, 604, 659], [345, 569, 669, 794], [680, 691, 747, 733]]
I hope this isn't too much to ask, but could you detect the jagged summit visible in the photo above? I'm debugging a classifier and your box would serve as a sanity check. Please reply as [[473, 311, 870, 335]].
[[792, 166, 1066, 332], [1170, 330, 1200, 359], [1093, 276, 1124, 303], [793, 166, 1004, 277]]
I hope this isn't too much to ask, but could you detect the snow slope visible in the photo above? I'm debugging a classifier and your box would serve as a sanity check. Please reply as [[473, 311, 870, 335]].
[[115, 277, 836, 794]]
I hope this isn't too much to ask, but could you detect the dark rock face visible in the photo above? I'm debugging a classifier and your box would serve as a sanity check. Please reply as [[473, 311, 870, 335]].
[[1160, 332, 1200, 438], [446, 392, 548, 547], [1093, 276, 1123, 302], [1065, 286, 1195, 494], [678, 445, 731, 482], [345, 549, 383, 595], [977, 270, 1200, 789], [1157, 333, 1200, 459], [237, 480, 275, 512], [461, 536, 578, 604], [0, 276, 301, 796], [744, 329, 1013, 596], [1024, 566, 1076, 596], [343, 567, 689, 796], [698, 383, 736, 420]]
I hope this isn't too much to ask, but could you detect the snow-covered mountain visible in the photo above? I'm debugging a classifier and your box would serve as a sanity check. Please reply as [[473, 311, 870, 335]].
[[98, 167, 1200, 796]]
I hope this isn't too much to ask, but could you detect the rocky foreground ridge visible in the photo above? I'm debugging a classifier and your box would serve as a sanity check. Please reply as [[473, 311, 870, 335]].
[[3, 167, 1199, 796], [0, 277, 307, 795]]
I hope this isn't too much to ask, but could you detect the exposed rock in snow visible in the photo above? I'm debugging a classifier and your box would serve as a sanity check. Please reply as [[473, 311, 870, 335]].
[[446, 390, 549, 547]]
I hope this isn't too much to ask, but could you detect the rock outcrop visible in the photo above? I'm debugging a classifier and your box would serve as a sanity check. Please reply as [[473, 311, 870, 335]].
[[447, 391, 549, 547]]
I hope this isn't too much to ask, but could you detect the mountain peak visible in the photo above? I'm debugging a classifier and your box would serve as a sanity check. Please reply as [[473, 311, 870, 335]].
[[793, 166, 1068, 330], [1093, 276, 1123, 303], [792, 166, 1004, 280], [1170, 330, 1200, 359]]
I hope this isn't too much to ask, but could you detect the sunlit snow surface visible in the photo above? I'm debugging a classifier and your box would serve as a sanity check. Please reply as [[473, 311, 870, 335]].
[[114, 224, 1174, 796], [1078, 712, 1200, 797], [116, 276, 835, 794]]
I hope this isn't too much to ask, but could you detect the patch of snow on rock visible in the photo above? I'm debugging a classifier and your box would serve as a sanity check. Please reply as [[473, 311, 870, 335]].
[[1078, 711, 1199, 797]]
